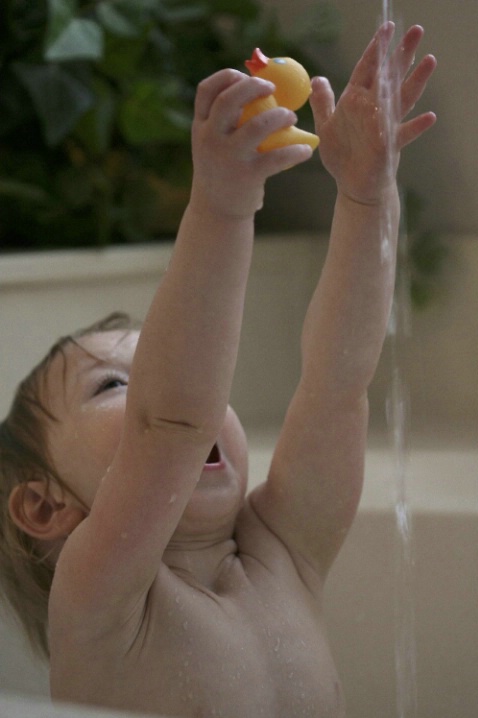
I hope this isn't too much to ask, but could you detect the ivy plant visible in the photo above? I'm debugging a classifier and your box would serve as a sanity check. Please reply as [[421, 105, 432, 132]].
[[404, 189, 448, 309], [0, 0, 340, 251]]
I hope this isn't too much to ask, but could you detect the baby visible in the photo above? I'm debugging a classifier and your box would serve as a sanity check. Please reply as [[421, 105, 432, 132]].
[[0, 24, 436, 718]]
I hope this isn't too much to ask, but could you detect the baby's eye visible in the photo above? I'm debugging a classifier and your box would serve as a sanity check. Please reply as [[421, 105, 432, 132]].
[[94, 375, 128, 396]]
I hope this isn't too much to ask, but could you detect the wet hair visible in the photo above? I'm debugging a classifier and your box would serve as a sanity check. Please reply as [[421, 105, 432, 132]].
[[0, 312, 138, 657]]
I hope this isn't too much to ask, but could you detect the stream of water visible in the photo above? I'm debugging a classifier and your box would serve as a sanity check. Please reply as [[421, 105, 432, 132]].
[[387, 247, 418, 718], [379, 1, 418, 716]]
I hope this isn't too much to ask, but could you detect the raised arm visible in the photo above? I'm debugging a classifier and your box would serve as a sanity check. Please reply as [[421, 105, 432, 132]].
[[127, 71, 312, 439], [116, 71, 313, 536], [250, 24, 437, 580], [53, 70, 314, 620]]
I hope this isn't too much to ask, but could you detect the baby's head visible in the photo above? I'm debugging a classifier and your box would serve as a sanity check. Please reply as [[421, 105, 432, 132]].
[[0, 312, 137, 656]]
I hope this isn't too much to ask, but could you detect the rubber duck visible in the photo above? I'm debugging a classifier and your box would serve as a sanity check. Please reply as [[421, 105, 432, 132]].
[[239, 48, 319, 153]]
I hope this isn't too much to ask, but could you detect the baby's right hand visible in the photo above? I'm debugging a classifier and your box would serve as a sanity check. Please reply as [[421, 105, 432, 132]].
[[310, 24, 436, 205], [189, 69, 313, 220]]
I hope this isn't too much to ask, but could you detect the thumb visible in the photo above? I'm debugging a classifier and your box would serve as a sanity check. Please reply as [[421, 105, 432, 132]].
[[310, 77, 335, 132]]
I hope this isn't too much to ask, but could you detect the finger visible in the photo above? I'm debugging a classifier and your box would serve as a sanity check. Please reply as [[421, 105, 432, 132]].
[[194, 69, 246, 122], [238, 106, 298, 149], [400, 54, 437, 118], [349, 21, 395, 89], [389, 25, 425, 83], [398, 111, 436, 149], [208, 76, 276, 134], [309, 76, 335, 131], [255, 143, 314, 176]]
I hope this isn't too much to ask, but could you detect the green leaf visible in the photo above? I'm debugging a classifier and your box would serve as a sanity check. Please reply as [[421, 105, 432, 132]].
[[99, 31, 148, 79], [0, 150, 53, 193], [403, 188, 424, 234], [55, 165, 98, 208], [44, 0, 103, 60], [208, 0, 260, 21], [0, 178, 50, 203], [45, 0, 77, 43], [159, 4, 209, 24], [119, 79, 191, 144], [3, 0, 48, 52], [74, 78, 117, 155], [44, 18, 104, 61], [410, 230, 448, 276], [96, 0, 150, 38], [410, 279, 432, 309], [13, 62, 94, 145], [0, 70, 35, 136]]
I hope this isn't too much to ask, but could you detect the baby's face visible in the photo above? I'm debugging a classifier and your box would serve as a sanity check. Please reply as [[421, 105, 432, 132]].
[[44, 330, 138, 510], [43, 330, 248, 536]]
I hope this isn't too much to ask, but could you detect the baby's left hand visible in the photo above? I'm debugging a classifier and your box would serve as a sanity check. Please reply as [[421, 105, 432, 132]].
[[189, 69, 313, 220], [311, 23, 437, 205]]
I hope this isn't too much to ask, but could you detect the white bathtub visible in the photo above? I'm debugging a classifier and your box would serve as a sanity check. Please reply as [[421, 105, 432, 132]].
[[326, 444, 478, 718], [249, 433, 478, 718], [2, 437, 475, 718], [1, 237, 477, 716]]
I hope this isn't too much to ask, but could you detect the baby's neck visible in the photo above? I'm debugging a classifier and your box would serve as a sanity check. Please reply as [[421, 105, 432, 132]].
[[163, 536, 238, 590]]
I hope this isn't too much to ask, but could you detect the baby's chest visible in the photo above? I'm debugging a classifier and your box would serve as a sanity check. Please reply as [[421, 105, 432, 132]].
[[133, 588, 343, 717]]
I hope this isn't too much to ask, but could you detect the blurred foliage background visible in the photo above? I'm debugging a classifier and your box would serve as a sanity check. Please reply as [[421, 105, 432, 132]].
[[0, 0, 340, 251], [0, 0, 446, 308]]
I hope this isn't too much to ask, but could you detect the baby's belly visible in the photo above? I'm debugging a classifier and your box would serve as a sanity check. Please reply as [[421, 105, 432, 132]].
[[51, 573, 345, 718], [77, 613, 345, 717]]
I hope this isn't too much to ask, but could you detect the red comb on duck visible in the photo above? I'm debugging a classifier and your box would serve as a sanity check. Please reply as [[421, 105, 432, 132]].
[[245, 48, 269, 75], [240, 47, 319, 152]]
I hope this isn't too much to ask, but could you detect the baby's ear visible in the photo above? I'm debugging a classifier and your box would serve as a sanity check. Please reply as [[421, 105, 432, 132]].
[[8, 481, 85, 541]]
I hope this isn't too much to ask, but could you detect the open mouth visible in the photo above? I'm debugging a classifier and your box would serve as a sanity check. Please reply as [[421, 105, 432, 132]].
[[205, 443, 222, 466]]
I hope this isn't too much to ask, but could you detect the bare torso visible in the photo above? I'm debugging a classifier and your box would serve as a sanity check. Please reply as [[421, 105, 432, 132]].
[[50, 500, 345, 718]]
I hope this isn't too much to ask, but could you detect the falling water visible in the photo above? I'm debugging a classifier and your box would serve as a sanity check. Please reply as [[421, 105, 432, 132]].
[[387, 237, 418, 718], [379, 1, 418, 716]]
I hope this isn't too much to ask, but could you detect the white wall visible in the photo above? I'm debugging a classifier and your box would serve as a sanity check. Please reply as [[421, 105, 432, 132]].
[[261, 0, 478, 235], [1, 233, 476, 436]]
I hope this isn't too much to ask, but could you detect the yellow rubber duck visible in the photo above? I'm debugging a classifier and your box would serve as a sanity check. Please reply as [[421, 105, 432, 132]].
[[239, 48, 319, 153]]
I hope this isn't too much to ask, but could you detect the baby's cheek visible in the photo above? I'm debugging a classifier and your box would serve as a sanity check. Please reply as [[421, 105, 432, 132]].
[[70, 411, 124, 497]]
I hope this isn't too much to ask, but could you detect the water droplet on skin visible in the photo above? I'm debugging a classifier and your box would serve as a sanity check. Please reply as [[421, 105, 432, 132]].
[[274, 637, 281, 652], [169, 493, 177, 504]]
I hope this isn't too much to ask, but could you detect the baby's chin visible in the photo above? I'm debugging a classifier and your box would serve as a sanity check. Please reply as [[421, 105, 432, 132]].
[[176, 475, 247, 542], [170, 507, 240, 548]]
